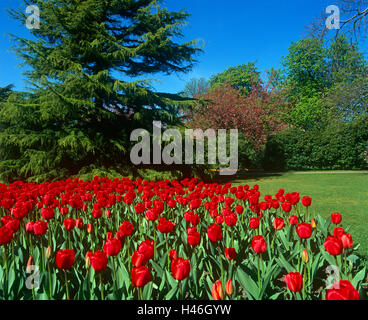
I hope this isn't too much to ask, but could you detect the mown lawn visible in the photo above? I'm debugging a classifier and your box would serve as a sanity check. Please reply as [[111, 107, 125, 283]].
[[228, 172, 368, 262]]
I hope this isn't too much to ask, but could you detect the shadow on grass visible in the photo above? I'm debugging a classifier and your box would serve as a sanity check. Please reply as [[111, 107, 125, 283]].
[[209, 171, 285, 184]]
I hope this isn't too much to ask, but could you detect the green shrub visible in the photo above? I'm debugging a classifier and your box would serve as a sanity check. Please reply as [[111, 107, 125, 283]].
[[263, 116, 368, 170]]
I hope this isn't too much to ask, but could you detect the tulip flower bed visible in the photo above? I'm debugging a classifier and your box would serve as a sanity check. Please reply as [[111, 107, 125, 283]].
[[0, 177, 366, 300]]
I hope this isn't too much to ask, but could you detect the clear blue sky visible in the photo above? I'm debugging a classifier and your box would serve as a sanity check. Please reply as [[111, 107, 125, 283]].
[[0, 0, 333, 94]]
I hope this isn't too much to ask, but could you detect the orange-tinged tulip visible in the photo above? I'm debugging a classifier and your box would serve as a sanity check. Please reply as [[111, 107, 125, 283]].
[[26, 256, 33, 273], [311, 219, 316, 229], [85, 251, 92, 269], [341, 233, 353, 249], [45, 245, 51, 260], [225, 279, 234, 296], [212, 280, 224, 300], [87, 223, 93, 234], [302, 249, 309, 263]]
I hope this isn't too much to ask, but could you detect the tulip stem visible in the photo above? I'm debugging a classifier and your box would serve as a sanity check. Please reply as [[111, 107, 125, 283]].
[[40, 238, 45, 272], [112, 257, 117, 294], [257, 254, 261, 297], [3, 245, 8, 288], [166, 235, 170, 270], [29, 233, 34, 257], [48, 261, 52, 299], [302, 264, 306, 300], [86, 267, 91, 299], [11, 241, 14, 264], [217, 247, 224, 284], [127, 241, 131, 271], [68, 233, 71, 250], [48, 227, 52, 246], [100, 273, 104, 300], [231, 230, 234, 249], [32, 286, 36, 300], [64, 271, 70, 300], [297, 238, 301, 273], [334, 256, 340, 280], [153, 227, 156, 260]]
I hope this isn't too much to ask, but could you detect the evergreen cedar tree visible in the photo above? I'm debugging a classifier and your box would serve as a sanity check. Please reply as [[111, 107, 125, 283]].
[[0, 0, 202, 182]]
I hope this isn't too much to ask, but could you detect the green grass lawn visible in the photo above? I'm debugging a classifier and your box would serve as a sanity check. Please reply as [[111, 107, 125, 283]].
[[228, 172, 368, 261]]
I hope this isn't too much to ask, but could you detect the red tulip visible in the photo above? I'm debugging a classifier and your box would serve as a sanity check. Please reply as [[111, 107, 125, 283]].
[[89, 251, 108, 272], [289, 215, 298, 225], [224, 213, 237, 227], [92, 208, 101, 219], [333, 227, 345, 239], [169, 249, 178, 261], [215, 215, 223, 225], [251, 235, 267, 254], [75, 218, 83, 229], [134, 202, 145, 214], [104, 238, 122, 257], [33, 221, 48, 236], [273, 217, 285, 230], [207, 223, 222, 242], [281, 202, 292, 212], [324, 236, 343, 256], [325, 280, 360, 300], [131, 266, 151, 288], [64, 218, 76, 231], [41, 207, 54, 220], [301, 196, 312, 207], [56, 249, 75, 270], [331, 213, 342, 225], [4, 218, 19, 233], [157, 217, 175, 234], [25, 221, 35, 233], [284, 272, 303, 292], [187, 227, 200, 247], [225, 247, 237, 260], [60, 207, 69, 215], [296, 223, 312, 239], [119, 221, 134, 237], [0, 225, 13, 245], [131, 249, 148, 267], [106, 232, 113, 240], [271, 199, 279, 209], [145, 208, 158, 221], [235, 205, 244, 215], [171, 257, 191, 281], [138, 240, 154, 260], [249, 217, 260, 229]]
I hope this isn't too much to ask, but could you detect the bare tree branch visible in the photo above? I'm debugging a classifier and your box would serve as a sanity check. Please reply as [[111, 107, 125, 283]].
[[306, 0, 368, 45]]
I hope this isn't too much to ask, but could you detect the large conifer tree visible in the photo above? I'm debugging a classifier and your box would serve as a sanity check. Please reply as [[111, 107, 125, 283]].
[[0, 0, 200, 182]]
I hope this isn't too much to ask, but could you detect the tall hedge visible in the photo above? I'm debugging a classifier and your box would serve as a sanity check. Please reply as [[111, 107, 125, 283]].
[[263, 116, 368, 171]]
